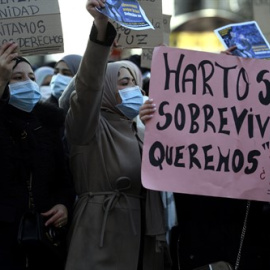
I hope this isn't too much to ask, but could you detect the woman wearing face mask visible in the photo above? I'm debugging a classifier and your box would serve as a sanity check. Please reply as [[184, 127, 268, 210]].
[[64, 1, 170, 270], [46, 54, 82, 107], [34, 66, 54, 101], [0, 42, 75, 270]]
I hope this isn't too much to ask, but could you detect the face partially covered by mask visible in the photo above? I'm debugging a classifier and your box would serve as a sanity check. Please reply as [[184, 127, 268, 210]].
[[50, 74, 72, 99], [115, 85, 144, 119], [39, 85, 52, 100], [101, 62, 145, 118], [8, 79, 41, 112]]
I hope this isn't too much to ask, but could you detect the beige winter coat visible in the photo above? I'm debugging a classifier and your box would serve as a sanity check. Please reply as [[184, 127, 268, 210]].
[[64, 23, 168, 270]]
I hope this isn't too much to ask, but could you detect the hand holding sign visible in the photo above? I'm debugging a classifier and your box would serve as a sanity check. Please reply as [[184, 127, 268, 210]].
[[86, 0, 108, 38], [139, 98, 156, 125], [96, 0, 154, 30], [0, 0, 64, 56], [86, 0, 106, 18], [0, 42, 19, 97]]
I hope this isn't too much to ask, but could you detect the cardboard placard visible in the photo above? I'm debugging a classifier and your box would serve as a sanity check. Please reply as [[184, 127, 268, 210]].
[[0, 0, 64, 56], [141, 14, 171, 69]]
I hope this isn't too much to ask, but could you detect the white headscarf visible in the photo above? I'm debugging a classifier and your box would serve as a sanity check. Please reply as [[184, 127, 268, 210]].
[[34, 66, 54, 86]]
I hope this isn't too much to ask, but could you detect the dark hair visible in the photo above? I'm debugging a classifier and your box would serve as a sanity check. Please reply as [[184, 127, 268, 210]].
[[13, 56, 32, 70]]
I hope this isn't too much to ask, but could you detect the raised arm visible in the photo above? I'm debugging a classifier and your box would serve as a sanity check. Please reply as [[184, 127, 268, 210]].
[[86, 0, 108, 42], [65, 0, 116, 145]]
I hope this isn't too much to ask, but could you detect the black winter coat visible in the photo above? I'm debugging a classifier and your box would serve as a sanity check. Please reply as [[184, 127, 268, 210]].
[[0, 90, 75, 270], [170, 193, 270, 270]]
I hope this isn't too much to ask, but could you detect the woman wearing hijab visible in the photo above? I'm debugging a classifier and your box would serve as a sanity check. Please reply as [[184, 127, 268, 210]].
[[59, 55, 144, 117], [46, 54, 82, 107], [58, 77, 75, 115], [34, 66, 54, 100], [64, 1, 170, 270], [0, 42, 75, 270]]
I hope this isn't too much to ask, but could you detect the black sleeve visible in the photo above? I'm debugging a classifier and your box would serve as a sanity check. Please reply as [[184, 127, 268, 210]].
[[0, 86, 10, 111], [51, 126, 76, 216], [90, 21, 117, 46]]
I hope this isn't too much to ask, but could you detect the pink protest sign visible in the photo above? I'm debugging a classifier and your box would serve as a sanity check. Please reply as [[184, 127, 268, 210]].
[[142, 46, 270, 202]]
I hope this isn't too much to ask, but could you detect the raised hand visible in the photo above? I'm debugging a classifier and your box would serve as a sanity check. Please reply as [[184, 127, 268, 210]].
[[0, 42, 18, 97], [86, 0, 108, 42]]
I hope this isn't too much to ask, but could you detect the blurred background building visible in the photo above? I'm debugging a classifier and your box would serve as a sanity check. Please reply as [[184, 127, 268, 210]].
[[171, 0, 253, 53]]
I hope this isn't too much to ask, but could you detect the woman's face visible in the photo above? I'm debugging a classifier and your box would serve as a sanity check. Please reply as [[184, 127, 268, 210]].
[[115, 67, 136, 104], [117, 67, 136, 90], [54, 61, 73, 77], [10, 62, 35, 83]]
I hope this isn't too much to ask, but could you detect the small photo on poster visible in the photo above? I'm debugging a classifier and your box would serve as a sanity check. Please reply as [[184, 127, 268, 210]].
[[214, 21, 270, 59]]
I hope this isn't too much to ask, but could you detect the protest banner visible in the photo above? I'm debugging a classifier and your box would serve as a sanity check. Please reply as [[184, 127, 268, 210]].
[[141, 14, 171, 69], [141, 48, 153, 68], [162, 14, 171, 45], [112, 0, 163, 48], [0, 0, 64, 56], [253, 1, 270, 44], [142, 46, 270, 202]]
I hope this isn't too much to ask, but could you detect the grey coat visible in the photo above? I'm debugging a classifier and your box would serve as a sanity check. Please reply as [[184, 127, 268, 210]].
[[65, 23, 168, 270]]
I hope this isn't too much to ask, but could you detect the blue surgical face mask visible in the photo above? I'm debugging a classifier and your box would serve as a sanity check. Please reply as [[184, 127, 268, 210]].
[[9, 80, 41, 112], [39, 85, 52, 101], [50, 73, 72, 99], [115, 85, 144, 119]]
